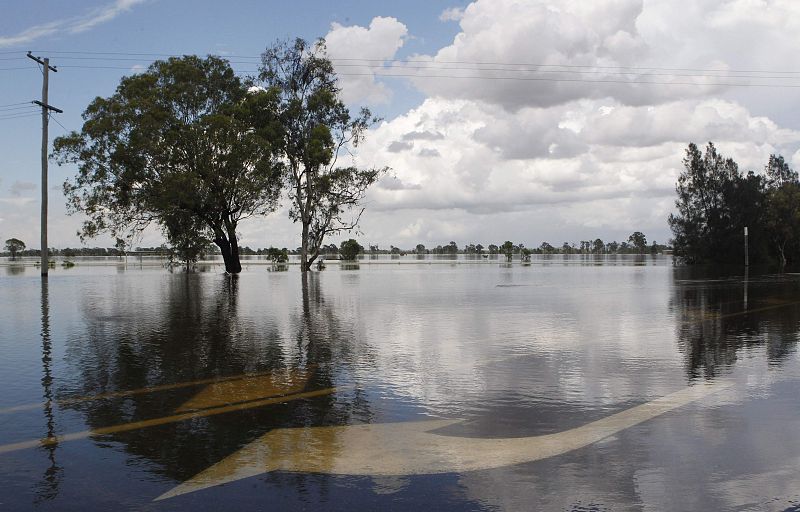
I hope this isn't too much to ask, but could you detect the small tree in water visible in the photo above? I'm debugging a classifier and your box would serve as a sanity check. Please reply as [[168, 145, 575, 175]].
[[4, 238, 25, 260], [259, 38, 385, 272], [54, 56, 283, 274], [501, 241, 514, 261], [339, 239, 363, 261]]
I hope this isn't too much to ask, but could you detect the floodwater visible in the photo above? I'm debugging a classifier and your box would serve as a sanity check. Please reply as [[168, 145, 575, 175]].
[[1, 256, 800, 511]]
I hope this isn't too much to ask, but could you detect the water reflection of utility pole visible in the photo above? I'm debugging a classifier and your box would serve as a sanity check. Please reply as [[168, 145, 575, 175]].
[[36, 279, 62, 502], [743, 266, 749, 311]]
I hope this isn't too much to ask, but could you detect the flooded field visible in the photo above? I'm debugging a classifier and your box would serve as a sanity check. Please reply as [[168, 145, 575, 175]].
[[2, 258, 800, 510]]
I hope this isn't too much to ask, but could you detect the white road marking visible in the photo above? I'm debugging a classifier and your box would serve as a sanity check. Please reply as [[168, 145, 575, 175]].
[[156, 379, 732, 501]]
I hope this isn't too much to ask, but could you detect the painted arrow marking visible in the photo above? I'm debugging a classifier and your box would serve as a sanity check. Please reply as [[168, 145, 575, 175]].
[[156, 379, 732, 501], [175, 370, 313, 412]]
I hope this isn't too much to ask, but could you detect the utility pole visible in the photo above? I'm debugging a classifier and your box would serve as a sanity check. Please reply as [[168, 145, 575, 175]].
[[27, 52, 61, 277]]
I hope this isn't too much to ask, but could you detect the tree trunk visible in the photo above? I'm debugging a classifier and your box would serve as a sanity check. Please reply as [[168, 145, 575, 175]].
[[214, 235, 242, 274], [300, 220, 310, 272], [778, 241, 786, 271]]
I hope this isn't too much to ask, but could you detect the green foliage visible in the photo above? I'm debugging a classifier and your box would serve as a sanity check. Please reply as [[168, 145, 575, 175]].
[[339, 239, 363, 261], [266, 247, 289, 264], [259, 38, 385, 271], [164, 211, 213, 271], [53, 55, 283, 274], [764, 155, 800, 267], [668, 142, 785, 265], [627, 232, 647, 254], [4, 238, 25, 260], [501, 241, 514, 261]]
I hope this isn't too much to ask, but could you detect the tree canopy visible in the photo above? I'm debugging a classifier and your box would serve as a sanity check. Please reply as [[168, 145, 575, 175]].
[[4, 238, 25, 260], [339, 239, 363, 261], [54, 55, 284, 273]]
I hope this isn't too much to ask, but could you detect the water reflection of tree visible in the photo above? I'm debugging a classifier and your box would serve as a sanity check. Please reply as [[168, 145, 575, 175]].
[[60, 272, 372, 486], [34, 279, 62, 502], [670, 269, 800, 379]]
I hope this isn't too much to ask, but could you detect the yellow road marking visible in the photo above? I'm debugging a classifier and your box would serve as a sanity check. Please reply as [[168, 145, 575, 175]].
[[157, 380, 732, 500], [0, 387, 341, 455], [176, 372, 312, 412], [0, 367, 317, 415], [0, 370, 278, 415], [682, 300, 800, 324]]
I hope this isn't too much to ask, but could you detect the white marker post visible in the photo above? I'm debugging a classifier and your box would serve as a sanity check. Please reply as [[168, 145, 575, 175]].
[[744, 226, 749, 267]]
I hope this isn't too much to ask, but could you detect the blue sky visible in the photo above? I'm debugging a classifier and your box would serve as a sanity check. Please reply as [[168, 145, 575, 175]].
[[2, 0, 800, 250]]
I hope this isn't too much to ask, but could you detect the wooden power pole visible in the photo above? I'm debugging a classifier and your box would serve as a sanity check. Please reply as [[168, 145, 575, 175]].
[[27, 52, 62, 277]]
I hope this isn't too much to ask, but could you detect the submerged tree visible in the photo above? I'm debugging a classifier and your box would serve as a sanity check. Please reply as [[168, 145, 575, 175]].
[[4, 238, 25, 260], [164, 211, 214, 272], [339, 239, 363, 261], [628, 232, 647, 254], [54, 56, 283, 274], [259, 38, 384, 272], [501, 241, 514, 261]]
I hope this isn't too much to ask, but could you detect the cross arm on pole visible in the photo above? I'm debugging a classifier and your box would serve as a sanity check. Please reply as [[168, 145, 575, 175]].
[[26, 52, 57, 72], [31, 100, 63, 114]]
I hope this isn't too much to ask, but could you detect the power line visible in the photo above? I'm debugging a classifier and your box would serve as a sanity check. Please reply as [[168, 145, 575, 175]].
[[0, 112, 41, 121], [25, 56, 800, 80], [28, 49, 800, 75], [6, 50, 800, 88], [0, 101, 32, 107], [35, 64, 800, 87], [0, 104, 39, 112], [336, 71, 800, 88]]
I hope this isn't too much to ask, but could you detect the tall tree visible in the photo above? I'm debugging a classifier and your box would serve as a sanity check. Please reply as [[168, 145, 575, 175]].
[[764, 155, 800, 268], [668, 143, 766, 264], [628, 232, 647, 254], [501, 241, 514, 261], [54, 56, 283, 274], [259, 38, 384, 272], [4, 238, 25, 260]]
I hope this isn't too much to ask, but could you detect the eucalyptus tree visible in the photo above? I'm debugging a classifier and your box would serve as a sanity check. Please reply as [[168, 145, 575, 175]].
[[339, 239, 363, 261], [4, 238, 25, 260], [54, 56, 283, 274], [259, 38, 384, 272], [501, 241, 514, 261], [628, 232, 647, 254]]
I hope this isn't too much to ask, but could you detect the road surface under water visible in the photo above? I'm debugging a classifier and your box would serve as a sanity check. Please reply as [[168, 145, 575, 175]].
[[1, 256, 800, 511]]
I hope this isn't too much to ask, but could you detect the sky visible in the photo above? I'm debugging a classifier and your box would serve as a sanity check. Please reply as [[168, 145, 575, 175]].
[[2, 0, 800, 251]]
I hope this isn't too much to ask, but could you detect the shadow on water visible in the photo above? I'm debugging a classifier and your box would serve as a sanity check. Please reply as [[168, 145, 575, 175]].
[[670, 266, 800, 379], [52, 272, 373, 492]]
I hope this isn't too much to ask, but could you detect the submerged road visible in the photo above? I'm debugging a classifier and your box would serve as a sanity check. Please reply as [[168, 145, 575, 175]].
[[158, 379, 732, 500]]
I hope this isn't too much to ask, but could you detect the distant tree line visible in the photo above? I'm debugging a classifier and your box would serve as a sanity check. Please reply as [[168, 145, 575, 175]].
[[3, 235, 668, 262], [669, 142, 799, 267], [343, 233, 667, 258]]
